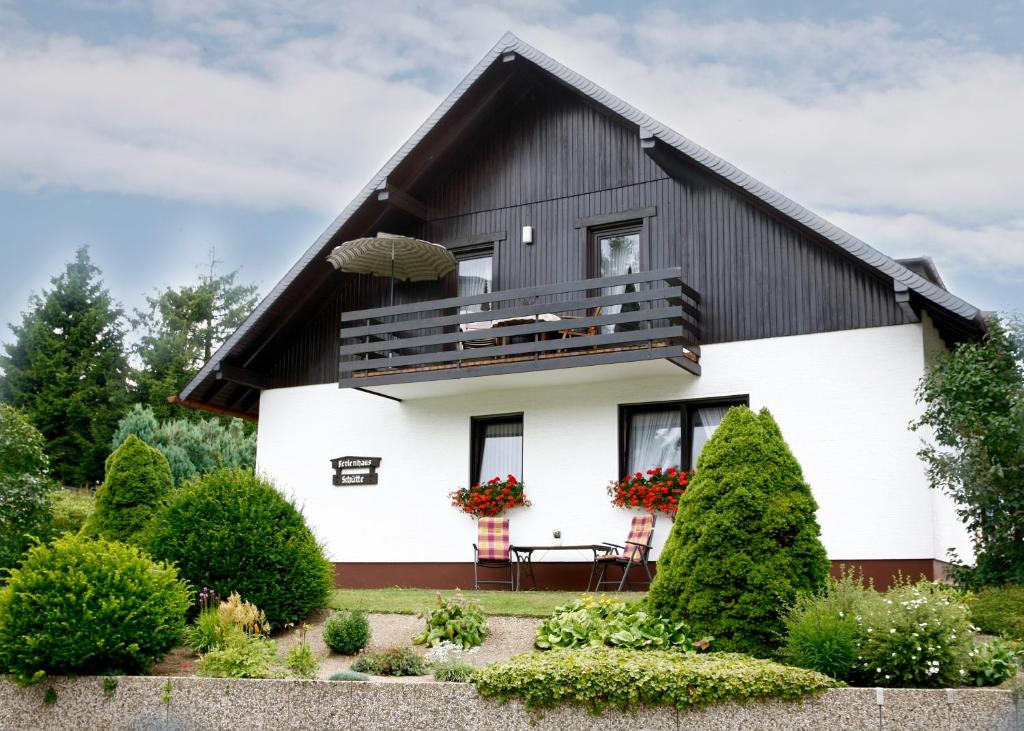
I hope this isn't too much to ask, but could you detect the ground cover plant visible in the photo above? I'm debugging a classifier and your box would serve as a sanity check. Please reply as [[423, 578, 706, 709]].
[[50, 489, 95, 534], [534, 595, 709, 652], [82, 434, 173, 545], [969, 585, 1024, 639], [648, 407, 830, 657], [196, 631, 278, 679], [425, 641, 478, 682], [351, 646, 427, 676], [146, 468, 333, 626], [475, 647, 839, 713], [323, 609, 371, 654], [329, 670, 369, 681], [331, 588, 644, 617], [413, 591, 487, 649], [284, 624, 319, 679], [0, 534, 189, 684]]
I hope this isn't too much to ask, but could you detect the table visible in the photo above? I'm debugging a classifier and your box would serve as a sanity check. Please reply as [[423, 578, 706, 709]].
[[510, 544, 610, 591]]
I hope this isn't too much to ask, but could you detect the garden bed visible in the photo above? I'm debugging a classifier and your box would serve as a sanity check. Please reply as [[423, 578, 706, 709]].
[[1, 677, 1018, 731], [150, 610, 544, 681]]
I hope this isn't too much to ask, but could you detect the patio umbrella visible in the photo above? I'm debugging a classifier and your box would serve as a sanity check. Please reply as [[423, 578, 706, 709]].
[[326, 232, 457, 308]]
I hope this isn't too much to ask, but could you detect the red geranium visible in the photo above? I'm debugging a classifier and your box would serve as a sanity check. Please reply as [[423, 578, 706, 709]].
[[607, 466, 689, 515], [450, 474, 530, 517]]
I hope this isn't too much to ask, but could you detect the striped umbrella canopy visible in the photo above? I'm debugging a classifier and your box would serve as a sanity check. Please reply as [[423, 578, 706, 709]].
[[326, 233, 456, 283]]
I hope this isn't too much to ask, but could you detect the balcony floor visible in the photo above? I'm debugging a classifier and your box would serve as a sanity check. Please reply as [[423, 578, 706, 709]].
[[350, 344, 698, 400]]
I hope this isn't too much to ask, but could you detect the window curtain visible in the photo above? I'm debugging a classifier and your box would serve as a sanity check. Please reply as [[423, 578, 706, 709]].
[[478, 420, 523, 483], [458, 256, 493, 315], [689, 406, 730, 468], [628, 409, 682, 475]]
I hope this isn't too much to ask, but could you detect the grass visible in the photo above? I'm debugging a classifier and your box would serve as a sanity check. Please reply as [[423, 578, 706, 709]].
[[330, 588, 645, 618]]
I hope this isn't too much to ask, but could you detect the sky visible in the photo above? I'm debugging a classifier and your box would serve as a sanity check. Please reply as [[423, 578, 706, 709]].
[[1, 0, 1022, 351]]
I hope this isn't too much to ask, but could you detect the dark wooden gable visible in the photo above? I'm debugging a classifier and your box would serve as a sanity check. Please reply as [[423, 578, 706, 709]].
[[259, 74, 909, 391]]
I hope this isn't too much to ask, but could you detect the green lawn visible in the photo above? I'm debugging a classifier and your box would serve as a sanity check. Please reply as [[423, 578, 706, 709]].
[[330, 588, 645, 618]]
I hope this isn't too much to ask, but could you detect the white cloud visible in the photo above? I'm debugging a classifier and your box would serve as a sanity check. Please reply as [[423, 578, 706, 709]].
[[0, 1, 1022, 287]]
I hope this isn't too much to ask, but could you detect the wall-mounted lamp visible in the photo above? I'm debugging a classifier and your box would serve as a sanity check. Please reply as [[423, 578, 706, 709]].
[[522, 225, 534, 245]]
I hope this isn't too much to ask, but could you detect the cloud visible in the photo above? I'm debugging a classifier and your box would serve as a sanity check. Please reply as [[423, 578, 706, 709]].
[[0, 1, 1021, 287]]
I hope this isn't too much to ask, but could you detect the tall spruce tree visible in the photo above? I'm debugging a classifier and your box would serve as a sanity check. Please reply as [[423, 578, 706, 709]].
[[131, 249, 259, 419], [647, 406, 830, 657], [0, 248, 129, 485]]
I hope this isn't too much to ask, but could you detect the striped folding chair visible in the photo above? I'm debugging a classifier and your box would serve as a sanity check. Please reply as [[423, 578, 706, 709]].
[[473, 517, 516, 590], [592, 514, 656, 592]]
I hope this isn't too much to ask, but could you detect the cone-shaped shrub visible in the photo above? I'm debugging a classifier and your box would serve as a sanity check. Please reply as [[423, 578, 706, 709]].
[[146, 468, 333, 627], [647, 406, 829, 657], [83, 434, 173, 544]]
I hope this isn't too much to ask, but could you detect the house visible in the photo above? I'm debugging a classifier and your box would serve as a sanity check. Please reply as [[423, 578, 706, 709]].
[[175, 33, 983, 591]]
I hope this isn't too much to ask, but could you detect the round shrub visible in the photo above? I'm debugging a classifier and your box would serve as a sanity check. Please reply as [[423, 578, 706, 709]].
[[0, 534, 189, 683], [647, 407, 830, 657], [323, 610, 371, 655], [146, 468, 333, 627], [84, 435, 173, 544]]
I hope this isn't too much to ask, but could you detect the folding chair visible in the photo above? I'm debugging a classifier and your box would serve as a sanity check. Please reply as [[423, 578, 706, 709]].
[[473, 516, 516, 590], [592, 514, 656, 592]]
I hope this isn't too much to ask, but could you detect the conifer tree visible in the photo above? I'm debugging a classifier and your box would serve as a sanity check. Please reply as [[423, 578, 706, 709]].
[[0, 248, 129, 485], [647, 406, 830, 657]]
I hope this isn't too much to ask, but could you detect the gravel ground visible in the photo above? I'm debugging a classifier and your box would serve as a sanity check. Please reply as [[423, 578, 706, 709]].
[[153, 610, 542, 681]]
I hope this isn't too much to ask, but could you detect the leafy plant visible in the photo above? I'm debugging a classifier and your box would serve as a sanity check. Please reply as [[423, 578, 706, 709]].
[[196, 631, 277, 679], [782, 571, 874, 680], [82, 435, 173, 545], [607, 466, 689, 515], [323, 610, 371, 655], [329, 670, 369, 681], [146, 468, 333, 627], [183, 608, 226, 654], [351, 646, 427, 676], [648, 407, 830, 657], [102, 676, 119, 697], [969, 638, 1022, 687], [851, 580, 975, 688], [449, 474, 529, 517], [413, 591, 487, 649], [913, 316, 1024, 588], [0, 534, 189, 684], [535, 596, 708, 652], [0, 404, 56, 573], [969, 585, 1024, 639], [284, 624, 319, 679], [474, 648, 839, 712]]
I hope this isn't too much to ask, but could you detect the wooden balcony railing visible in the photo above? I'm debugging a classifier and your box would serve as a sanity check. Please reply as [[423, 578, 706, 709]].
[[338, 267, 701, 388]]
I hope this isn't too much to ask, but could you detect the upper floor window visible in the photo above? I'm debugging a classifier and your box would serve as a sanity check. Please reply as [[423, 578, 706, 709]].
[[455, 245, 493, 314], [619, 398, 747, 476]]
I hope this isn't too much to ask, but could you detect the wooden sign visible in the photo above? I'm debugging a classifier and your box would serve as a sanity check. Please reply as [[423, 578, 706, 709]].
[[331, 456, 381, 486]]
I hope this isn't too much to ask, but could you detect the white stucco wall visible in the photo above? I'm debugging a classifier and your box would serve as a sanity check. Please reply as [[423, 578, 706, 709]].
[[256, 323, 973, 565]]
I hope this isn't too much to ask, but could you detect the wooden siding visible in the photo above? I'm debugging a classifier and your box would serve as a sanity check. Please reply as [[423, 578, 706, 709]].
[[263, 79, 909, 389]]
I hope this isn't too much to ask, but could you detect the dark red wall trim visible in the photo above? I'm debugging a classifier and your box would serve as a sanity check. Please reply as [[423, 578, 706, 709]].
[[334, 559, 947, 593]]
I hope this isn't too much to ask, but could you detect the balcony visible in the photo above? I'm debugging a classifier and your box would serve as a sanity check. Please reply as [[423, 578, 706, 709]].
[[338, 268, 700, 396]]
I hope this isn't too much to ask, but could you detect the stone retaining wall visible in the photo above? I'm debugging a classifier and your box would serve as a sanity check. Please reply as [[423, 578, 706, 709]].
[[0, 677, 1019, 731]]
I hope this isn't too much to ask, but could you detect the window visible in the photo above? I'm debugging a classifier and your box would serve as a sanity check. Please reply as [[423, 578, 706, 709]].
[[470, 414, 523, 486], [455, 245, 493, 314], [590, 225, 642, 333], [619, 398, 747, 476]]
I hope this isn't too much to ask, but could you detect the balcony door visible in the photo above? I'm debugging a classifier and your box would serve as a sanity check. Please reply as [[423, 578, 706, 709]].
[[590, 225, 642, 333], [455, 245, 494, 314]]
